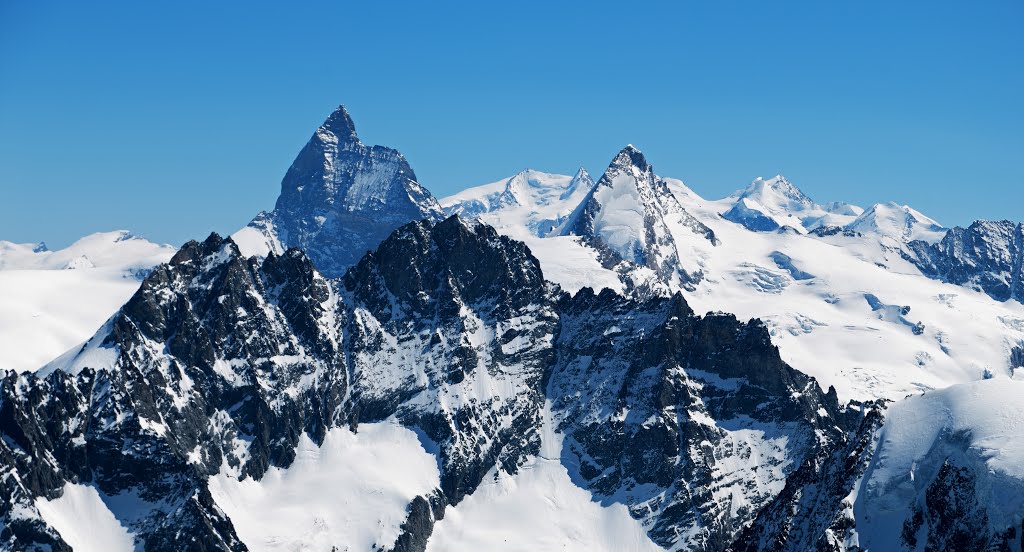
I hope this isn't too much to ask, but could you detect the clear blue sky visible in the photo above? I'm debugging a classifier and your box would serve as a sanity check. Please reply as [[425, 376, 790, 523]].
[[1, 1, 1021, 247]]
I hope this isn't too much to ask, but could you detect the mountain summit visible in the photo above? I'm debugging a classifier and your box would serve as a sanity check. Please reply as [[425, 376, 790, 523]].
[[721, 176, 863, 233], [234, 104, 443, 277], [559, 145, 717, 291]]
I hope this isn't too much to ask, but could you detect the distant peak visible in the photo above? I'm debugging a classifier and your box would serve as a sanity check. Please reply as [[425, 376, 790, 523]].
[[318, 104, 360, 144], [609, 144, 650, 172], [743, 174, 814, 207], [571, 166, 591, 181]]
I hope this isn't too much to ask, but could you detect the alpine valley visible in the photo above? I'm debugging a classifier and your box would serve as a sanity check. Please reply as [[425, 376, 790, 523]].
[[2, 105, 1022, 552]]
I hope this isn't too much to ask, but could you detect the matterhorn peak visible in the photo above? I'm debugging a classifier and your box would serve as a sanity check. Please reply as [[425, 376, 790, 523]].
[[235, 103, 443, 277], [317, 103, 360, 146]]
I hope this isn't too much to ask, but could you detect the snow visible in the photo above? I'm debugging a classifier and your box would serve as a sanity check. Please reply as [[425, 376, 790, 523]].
[[37, 319, 119, 376], [0, 230, 172, 271], [871, 378, 1024, 483], [856, 378, 1024, 548], [845, 201, 946, 244], [427, 402, 662, 552], [585, 172, 650, 263], [208, 422, 440, 552], [447, 168, 1024, 402], [231, 224, 282, 258], [442, 168, 592, 238], [524, 236, 624, 294], [675, 189, 1023, 401], [0, 231, 173, 372], [442, 169, 623, 293], [35, 482, 135, 552], [720, 175, 862, 233]]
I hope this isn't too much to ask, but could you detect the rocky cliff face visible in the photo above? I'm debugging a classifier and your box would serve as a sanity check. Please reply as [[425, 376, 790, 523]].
[[239, 105, 443, 277], [550, 289, 871, 551], [910, 219, 1024, 303], [0, 214, 896, 551]]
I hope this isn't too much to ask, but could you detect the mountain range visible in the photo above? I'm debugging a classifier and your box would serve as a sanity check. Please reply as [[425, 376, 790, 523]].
[[1, 104, 1022, 552]]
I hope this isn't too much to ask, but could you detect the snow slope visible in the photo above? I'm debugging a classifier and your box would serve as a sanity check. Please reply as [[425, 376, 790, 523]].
[[209, 423, 440, 552], [427, 402, 662, 552], [854, 377, 1024, 549], [845, 201, 946, 244], [0, 231, 174, 372], [35, 483, 135, 552], [441, 168, 593, 237], [672, 185, 1023, 401]]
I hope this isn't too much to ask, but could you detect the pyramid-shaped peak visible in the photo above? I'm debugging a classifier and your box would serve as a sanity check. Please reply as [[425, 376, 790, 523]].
[[608, 144, 651, 173], [571, 166, 592, 182], [318, 104, 360, 144]]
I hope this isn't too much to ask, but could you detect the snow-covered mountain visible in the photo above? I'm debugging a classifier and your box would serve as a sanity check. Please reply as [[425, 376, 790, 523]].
[[853, 377, 1024, 551], [7, 214, 1019, 551], [556, 145, 717, 292], [1, 217, 884, 552], [446, 158, 1023, 403], [844, 201, 945, 244], [233, 105, 444, 277], [3, 103, 1024, 552], [0, 231, 174, 372], [721, 175, 862, 233], [441, 167, 593, 237]]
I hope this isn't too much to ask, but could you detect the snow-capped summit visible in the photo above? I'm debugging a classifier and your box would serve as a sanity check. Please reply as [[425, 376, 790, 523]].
[[742, 175, 817, 212], [233, 104, 443, 276], [844, 201, 945, 244], [560, 145, 717, 291], [721, 175, 862, 233], [442, 167, 593, 237], [562, 166, 592, 199]]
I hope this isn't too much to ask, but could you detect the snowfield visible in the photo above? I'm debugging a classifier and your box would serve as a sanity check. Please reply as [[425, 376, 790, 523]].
[[209, 423, 441, 551], [35, 483, 135, 552], [0, 231, 174, 372]]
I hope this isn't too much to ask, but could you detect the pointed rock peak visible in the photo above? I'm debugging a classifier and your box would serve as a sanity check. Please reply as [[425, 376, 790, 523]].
[[573, 166, 589, 178], [608, 144, 651, 173], [317, 104, 360, 145]]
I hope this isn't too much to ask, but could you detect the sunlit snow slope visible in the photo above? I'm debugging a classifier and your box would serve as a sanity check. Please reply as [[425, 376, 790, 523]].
[[0, 231, 174, 371]]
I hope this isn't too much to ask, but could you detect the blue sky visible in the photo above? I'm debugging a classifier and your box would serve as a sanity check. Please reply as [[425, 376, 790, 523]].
[[1, 1, 1021, 247]]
